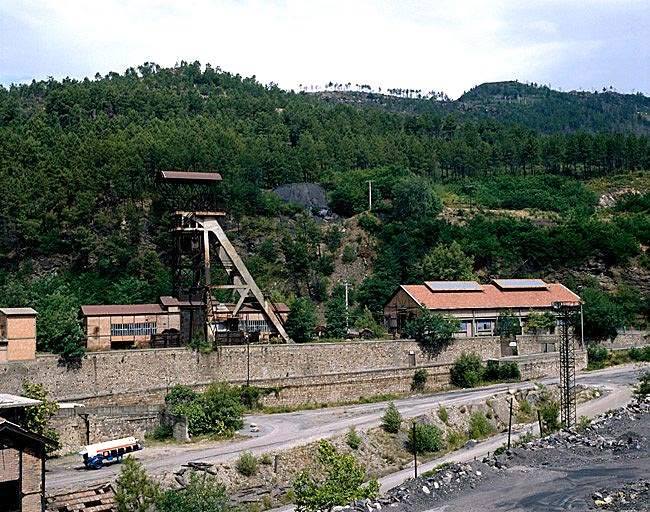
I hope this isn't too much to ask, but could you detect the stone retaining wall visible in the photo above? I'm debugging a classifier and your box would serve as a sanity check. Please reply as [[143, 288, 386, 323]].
[[1, 338, 501, 405], [52, 405, 162, 455]]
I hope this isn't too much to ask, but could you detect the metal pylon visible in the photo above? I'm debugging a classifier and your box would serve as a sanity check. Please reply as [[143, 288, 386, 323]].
[[556, 302, 577, 428]]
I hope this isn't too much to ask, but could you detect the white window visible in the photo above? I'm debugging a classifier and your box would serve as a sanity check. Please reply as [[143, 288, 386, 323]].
[[457, 320, 471, 336], [110, 322, 157, 337], [242, 319, 270, 333], [475, 319, 494, 335]]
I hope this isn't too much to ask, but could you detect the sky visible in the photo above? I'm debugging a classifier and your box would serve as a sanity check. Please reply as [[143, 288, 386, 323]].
[[0, 0, 648, 99]]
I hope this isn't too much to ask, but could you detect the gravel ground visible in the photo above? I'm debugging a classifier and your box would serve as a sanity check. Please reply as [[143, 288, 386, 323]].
[[347, 396, 650, 512]]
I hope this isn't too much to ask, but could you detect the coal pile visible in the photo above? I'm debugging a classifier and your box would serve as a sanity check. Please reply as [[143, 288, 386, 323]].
[[338, 462, 491, 512], [591, 480, 650, 510], [375, 395, 649, 512]]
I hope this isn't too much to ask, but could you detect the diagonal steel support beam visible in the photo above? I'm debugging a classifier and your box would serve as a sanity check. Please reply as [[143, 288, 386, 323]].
[[199, 216, 290, 342]]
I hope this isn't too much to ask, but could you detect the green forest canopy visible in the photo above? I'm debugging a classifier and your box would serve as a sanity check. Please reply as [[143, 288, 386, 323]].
[[0, 62, 648, 352]]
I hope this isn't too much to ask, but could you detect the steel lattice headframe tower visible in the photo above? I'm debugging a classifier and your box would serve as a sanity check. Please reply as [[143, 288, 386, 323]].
[[553, 300, 580, 428], [161, 170, 290, 343]]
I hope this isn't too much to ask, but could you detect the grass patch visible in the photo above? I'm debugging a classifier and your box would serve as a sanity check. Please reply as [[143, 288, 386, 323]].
[[261, 393, 402, 414], [516, 399, 534, 423], [421, 462, 453, 478], [437, 406, 449, 424]]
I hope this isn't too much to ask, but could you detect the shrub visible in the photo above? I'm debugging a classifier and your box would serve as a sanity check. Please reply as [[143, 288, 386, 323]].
[[484, 360, 521, 382], [239, 385, 264, 410], [149, 424, 173, 441], [260, 453, 273, 465], [411, 369, 428, 392], [517, 399, 533, 422], [200, 383, 245, 434], [165, 385, 198, 410], [116, 457, 160, 512], [629, 346, 650, 362], [450, 353, 484, 388], [381, 402, 402, 433], [236, 452, 258, 476], [189, 335, 213, 353], [577, 415, 591, 433], [156, 471, 231, 512], [407, 423, 444, 454], [342, 245, 357, 263], [468, 412, 495, 439], [516, 431, 535, 445], [446, 429, 468, 450], [483, 360, 500, 381], [635, 372, 650, 399], [587, 345, 609, 368], [538, 390, 561, 433], [293, 441, 379, 512], [498, 362, 521, 381], [346, 427, 362, 450], [167, 383, 244, 438], [437, 406, 449, 424]]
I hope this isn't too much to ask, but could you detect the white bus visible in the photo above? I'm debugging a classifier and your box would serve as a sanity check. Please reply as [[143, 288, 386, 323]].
[[80, 437, 143, 469]]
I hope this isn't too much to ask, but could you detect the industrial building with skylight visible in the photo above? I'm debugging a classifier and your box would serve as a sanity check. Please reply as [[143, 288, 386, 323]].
[[383, 279, 582, 339]]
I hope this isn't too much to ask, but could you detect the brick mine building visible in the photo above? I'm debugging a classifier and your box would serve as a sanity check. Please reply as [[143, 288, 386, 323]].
[[0, 308, 37, 362], [80, 296, 289, 351], [384, 279, 582, 340], [0, 418, 51, 512]]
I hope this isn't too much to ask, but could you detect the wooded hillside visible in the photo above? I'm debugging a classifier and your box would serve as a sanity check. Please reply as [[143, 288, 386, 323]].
[[0, 62, 648, 353]]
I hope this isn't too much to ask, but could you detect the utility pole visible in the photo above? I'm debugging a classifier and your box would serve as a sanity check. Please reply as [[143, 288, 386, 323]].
[[246, 333, 251, 387], [366, 180, 373, 211], [507, 398, 513, 450], [343, 281, 350, 332], [412, 421, 418, 479]]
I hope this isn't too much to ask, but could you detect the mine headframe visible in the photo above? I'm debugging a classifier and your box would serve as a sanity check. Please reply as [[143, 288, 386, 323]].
[[160, 170, 290, 343]]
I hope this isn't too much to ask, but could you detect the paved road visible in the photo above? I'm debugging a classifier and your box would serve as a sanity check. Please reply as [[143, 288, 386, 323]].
[[46, 364, 646, 492]]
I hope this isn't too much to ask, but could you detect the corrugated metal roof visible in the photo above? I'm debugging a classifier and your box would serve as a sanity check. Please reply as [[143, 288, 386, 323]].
[[400, 282, 580, 311], [493, 279, 548, 290], [47, 483, 116, 512], [80, 304, 165, 316], [0, 394, 41, 409], [425, 281, 482, 292], [160, 170, 222, 182], [0, 307, 37, 316]]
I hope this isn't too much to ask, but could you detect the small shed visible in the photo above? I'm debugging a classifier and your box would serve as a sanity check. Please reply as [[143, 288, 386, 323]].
[[0, 308, 38, 361], [0, 418, 54, 512]]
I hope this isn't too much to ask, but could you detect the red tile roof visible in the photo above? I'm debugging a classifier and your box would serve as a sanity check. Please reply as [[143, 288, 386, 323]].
[[80, 304, 165, 316], [400, 283, 580, 311]]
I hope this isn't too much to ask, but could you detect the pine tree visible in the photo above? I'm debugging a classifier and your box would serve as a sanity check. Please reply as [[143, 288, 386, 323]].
[[381, 402, 402, 433]]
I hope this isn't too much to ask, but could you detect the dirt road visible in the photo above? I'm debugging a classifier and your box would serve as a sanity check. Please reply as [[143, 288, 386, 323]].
[[46, 364, 645, 492]]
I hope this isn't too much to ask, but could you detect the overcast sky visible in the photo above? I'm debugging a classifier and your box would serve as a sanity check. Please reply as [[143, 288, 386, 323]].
[[1, 0, 648, 98]]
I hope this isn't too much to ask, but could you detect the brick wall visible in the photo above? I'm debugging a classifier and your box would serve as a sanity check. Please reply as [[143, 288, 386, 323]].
[[0, 447, 19, 482]]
